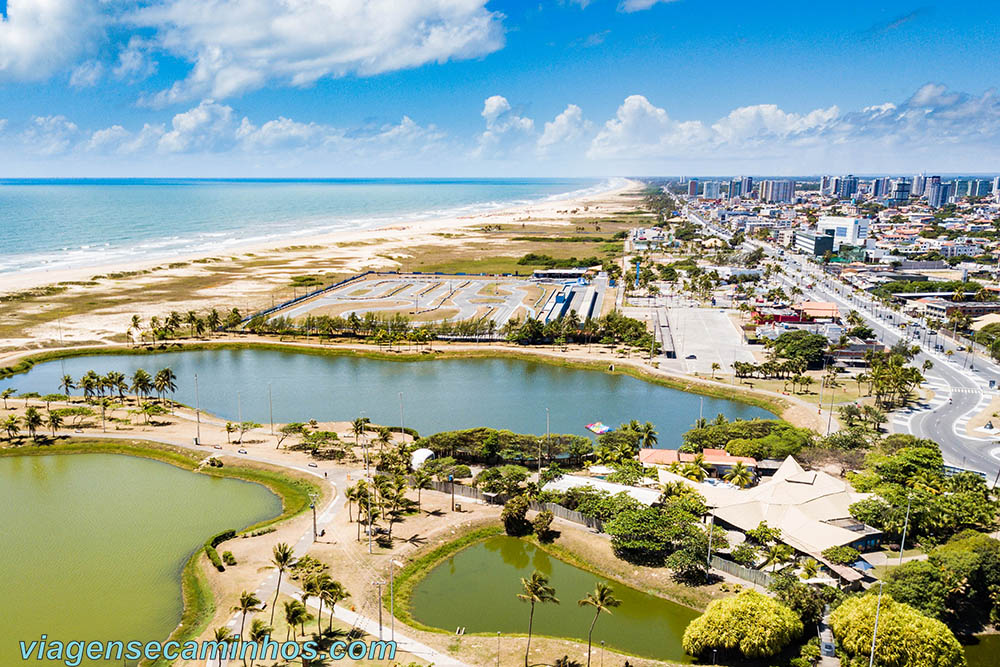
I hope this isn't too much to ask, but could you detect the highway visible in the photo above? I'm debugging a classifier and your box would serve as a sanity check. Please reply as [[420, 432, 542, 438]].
[[685, 206, 1000, 477]]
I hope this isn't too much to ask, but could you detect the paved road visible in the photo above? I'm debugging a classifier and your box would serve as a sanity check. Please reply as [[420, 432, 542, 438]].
[[775, 254, 1000, 476]]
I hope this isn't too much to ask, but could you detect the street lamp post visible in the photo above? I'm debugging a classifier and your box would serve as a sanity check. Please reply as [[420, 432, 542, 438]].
[[869, 580, 885, 667], [194, 373, 201, 443], [309, 492, 319, 541], [898, 494, 912, 566]]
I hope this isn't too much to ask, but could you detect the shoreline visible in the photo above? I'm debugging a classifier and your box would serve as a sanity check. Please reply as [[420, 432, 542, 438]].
[[1, 177, 641, 293]]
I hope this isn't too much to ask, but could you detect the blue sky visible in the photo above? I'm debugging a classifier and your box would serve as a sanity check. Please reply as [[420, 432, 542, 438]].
[[0, 0, 998, 176]]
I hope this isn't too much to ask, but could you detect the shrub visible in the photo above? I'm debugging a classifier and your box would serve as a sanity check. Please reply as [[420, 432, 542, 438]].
[[731, 543, 758, 566], [821, 545, 860, 565], [222, 550, 237, 566], [532, 510, 554, 541], [829, 594, 965, 667], [682, 589, 803, 659], [501, 495, 531, 536]]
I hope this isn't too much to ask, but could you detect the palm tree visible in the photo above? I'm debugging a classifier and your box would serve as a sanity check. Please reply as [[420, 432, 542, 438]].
[[762, 544, 794, 572], [799, 558, 820, 580], [374, 425, 393, 453], [59, 375, 75, 399], [636, 421, 657, 448], [352, 416, 370, 469], [722, 461, 753, 488], [248, 617, 272, 646], [269, 543, 296, 624], [1, 388, 14, 410], [578, 583, 621, 667], [153, 368, 177, 404], [231, 590, 262, 644], [306, 573, 333, 634], [24, 407, 42, 442], [131, 368, 153, 405], [411, 469, 433, 513], [320, 580, 349, 632], [206, 308, 222, 334], [225, 422, 236, 443], [211, 627, 232, 667], [3, 415, 20, 441], [517, 570, 559, 667], [296, 590, 316, 636], [46, 410, 63, 436], [711, 362, 721, 379], [282, 599, 308, 641]]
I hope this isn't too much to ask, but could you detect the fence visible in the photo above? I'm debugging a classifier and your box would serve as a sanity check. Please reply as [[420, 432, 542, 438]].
[[426, 481, 604, 531], [710, 555, 773, 589]]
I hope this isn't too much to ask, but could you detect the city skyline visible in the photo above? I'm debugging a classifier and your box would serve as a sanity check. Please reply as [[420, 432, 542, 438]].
[[1, 0, 998, 176]]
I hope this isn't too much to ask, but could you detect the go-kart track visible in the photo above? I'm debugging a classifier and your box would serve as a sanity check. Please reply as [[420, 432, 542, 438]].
[[272, 273, 609, 327]]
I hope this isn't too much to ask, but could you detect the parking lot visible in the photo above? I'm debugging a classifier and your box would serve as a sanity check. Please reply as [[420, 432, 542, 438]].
[[664, 306, 758, 374], [274, 273, 606, 326]]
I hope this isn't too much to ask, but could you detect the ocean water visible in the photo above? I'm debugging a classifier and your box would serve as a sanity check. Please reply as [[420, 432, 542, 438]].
[[0, 177, 613, 275]]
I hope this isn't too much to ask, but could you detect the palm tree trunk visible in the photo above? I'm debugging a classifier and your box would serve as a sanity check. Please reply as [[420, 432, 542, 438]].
[[270, 571, 282, 625], [587, 611, 599, 667], [317, 599, 324, 634], [525, 604, 535, 667]]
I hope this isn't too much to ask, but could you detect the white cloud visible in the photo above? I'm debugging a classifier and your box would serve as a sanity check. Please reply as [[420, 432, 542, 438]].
[[69, 60, 104, 88], [618, 0, 679, 12], [588, 94, 711, 158], [0, 120, 8, 134], [131, 0, 505, 106], [710, 104, 839, 144], [20, 115, 80, 156], [538, 104, 592, 153], [114, 37, 157, 81], [0, 0, 104, 81], [477, 95, 534, 157], [158, 100, 238, 153]]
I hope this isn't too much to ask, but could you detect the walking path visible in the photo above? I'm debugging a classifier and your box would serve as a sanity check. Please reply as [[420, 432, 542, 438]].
[[49, 429, 468, 667]]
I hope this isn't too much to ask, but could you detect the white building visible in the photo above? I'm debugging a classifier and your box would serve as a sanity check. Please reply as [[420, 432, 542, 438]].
[[816, 216, 870, 249], [702, 181, 721, 199], [758, 180, 795, 203]]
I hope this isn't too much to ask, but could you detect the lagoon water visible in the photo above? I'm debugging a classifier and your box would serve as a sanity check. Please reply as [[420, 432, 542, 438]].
[[0, 348, 774, 446], [0, 454, 280, 665], [409, 535, 697, 662], [0, 178, 606, 274]]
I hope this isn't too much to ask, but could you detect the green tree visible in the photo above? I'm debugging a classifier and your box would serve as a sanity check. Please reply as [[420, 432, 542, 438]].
[[682, 589, 803, 660], [230, 590, 263, 656], [829, 594, 965, 667], [410, 468, 433, 513], [578, 583, 621, 667], [23, 406, 43, 442], [46, 410, 63, 436], [3, 415, 20, 441], [517, 571, 559, 667], [268, 543, 296, 625]]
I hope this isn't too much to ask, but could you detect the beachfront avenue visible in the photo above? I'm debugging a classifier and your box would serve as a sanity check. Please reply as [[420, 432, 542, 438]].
[[18, 636, 397, 665]]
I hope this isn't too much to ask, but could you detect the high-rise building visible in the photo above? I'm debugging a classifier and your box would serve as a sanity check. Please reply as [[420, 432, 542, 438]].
[[871, 177, 889, 198], [967, 179, 990, 197], [759, 180, 795, 203], [820, 175, 832, 196], [835, 175, 859, 199], [927, 182, 953, 208], [993, 176, 1000, 195], [913, 174, 926, 197], [923, 176, 941, 198], [887, 179, 911, 204], [740, 176, 754, 198], [687, 180, 698, 196], [702, 181, 721, 199], [728, 179, 742, 199]]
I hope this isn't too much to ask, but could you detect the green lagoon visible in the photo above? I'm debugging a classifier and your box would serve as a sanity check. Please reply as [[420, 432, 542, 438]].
[[0, 454, 280, 665], [409, 535, 698, 662]]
